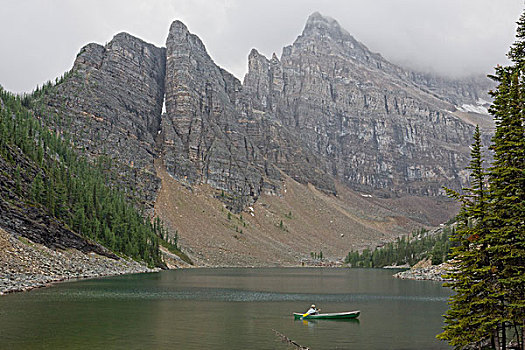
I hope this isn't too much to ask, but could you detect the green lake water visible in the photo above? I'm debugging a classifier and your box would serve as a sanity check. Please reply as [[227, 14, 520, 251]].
[[0, 268, 452, 349]]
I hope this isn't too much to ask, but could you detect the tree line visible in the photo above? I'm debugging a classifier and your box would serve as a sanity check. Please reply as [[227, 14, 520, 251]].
[[0, 88, 165, 267], [345, 227, 453, 268]]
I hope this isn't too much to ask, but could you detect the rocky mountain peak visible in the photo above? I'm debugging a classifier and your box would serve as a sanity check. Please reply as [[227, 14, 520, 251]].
[[246, 48, 269, 75], [248, 48, 265, 61], [105, 32, 164, 56], [295, 13, 491, 108], [302, 12, 353, 41], [111, 31, 139, 43], [41, 28, 166, 209], [293, 11, 379, 68], [245, 49, 281, 82], [168, 20, 189, 35], [166, 20, 206, 54], [304, 12, 341, 32]]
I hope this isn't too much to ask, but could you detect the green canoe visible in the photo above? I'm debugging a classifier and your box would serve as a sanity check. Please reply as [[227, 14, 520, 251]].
[[293, 310, 360, 320]]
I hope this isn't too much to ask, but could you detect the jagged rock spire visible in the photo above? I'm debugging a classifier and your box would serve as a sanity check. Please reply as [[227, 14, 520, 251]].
[[303, 12, 344, 35]]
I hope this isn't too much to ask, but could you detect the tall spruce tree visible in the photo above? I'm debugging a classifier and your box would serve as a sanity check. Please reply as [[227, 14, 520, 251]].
[[486, 10, 525, 348], [439, 10, 525, 349], [438, 125, 494, 349]]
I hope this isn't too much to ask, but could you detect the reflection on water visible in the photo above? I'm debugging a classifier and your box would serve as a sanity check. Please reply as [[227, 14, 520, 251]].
[[0, 268, 451, 350], [298, 318, 361, 327]]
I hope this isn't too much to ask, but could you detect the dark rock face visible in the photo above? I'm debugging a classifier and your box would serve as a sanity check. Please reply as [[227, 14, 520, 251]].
[[40, 12, 493, 211], [162, 21, 338, 209], [162, 21, 282, 210], [43, 32, 166, 207], [0, 144, 117, 258]]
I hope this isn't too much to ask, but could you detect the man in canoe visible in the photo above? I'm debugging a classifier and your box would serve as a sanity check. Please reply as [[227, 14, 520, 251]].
[[305, 304, 320, 316]]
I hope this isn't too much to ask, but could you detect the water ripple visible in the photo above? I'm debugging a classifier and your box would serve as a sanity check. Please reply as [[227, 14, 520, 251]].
[[42, 287, 448, 302]]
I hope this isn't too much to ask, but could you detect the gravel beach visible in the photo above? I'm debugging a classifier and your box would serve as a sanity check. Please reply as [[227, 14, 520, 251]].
[[0, 227, 157, 295]]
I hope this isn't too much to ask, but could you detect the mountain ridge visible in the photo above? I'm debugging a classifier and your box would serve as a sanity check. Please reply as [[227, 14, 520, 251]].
[[35, 11, 495, 206]]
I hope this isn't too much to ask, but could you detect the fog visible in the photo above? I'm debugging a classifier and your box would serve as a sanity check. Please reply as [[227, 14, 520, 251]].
[[0, 0, 522, 93]]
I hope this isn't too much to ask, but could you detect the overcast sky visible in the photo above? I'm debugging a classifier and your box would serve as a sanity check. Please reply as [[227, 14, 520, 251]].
[[0, 0, 523, 93]]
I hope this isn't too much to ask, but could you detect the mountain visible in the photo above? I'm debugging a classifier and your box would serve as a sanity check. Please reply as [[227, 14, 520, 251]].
[[243, 12, 493, 197], [40, 32, 166, 208], [17, 12, 494, 266]]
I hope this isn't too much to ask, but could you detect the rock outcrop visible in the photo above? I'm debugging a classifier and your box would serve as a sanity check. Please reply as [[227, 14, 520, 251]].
[[0, 139, 118, 259], [393, 262, 452, 282], [0, 227, 156, 295]]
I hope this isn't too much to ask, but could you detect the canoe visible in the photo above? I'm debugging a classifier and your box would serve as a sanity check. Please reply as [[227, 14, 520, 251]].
[[293, 310, 360, 320]]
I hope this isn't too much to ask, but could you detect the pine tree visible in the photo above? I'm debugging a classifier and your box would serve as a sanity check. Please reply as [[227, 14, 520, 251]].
[[438, 126, 493, 348], [486, 13, 525, 346], [439, 10, 525, 349], [508, 12, 525, 66], [31, 173, 45, 203]]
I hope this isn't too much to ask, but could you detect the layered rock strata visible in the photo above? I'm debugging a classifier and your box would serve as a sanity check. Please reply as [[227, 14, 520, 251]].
[[242, 12, 492, 196], [162, 21, 282, 211], [42, 32, 166, 207]]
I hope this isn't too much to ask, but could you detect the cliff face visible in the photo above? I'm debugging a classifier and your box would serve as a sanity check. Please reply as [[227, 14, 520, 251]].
[[162, 21, 281, 211], [42, 32, 166, 207], [39, 12, 493, 211], [242, 12, 491, 197]]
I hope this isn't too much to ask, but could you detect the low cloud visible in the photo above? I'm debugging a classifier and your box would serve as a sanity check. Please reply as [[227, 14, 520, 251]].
[[0, 0, 522, 93]]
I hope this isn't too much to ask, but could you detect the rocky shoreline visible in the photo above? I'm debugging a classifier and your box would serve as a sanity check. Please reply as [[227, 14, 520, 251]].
[[0, 228, 158, 295], [1, 221, 455, 295], [392, 262, 451, 282]]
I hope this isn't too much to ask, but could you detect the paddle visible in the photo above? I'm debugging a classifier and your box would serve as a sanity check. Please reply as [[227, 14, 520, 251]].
[[302, 309, 313, 317], [302, 308, 321, 318]]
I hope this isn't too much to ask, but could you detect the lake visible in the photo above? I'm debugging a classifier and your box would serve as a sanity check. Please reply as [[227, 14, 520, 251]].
[[0, 268, 451, 349]]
